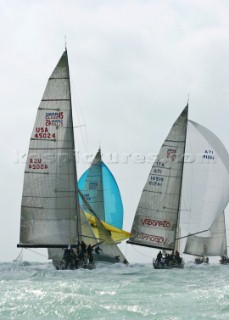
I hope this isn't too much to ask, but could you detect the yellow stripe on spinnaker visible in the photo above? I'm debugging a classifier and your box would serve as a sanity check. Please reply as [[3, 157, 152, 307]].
[[85, 212, 131, 243]]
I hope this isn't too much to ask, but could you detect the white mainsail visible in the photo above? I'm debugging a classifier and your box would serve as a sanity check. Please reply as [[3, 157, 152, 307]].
[[182, 120, 229, 256], [18, 50, 81, 248], [127, 105, 188, 251]]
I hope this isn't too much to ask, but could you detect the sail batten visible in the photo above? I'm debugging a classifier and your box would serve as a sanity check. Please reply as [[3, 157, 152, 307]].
[[41, 99, 71, 101]]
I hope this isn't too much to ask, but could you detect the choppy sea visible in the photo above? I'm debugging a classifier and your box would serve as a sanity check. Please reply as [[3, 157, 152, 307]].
[[0, 260, 229, 320]]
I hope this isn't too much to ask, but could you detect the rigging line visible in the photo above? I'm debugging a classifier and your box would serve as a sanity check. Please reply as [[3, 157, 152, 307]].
[[26, 248, 48, 258], [70, 76, 89, 155], [176, 229, 209, 240], [130, 244, 154, 259], [80, 234, 102, 241], [80, 233, 121, 245], [14, 248, 23, 261]]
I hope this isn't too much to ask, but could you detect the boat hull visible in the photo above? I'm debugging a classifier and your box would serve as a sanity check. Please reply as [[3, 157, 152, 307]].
[[153, 258, 185, 269], [51, 252, 121, 270], [52, 256, 95, 270], [93, 253, 122, 264], [219, 257, 229, 265], [194, 257, 209, 264]]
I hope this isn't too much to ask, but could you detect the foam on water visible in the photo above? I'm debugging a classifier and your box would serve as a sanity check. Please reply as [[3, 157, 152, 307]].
[[0, 261, 229, 319]]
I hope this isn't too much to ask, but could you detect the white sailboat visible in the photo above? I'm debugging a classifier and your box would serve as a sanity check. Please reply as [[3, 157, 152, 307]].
[[127, 105, 188, 269], [17, 50, 128, 269], [181, 120, 229, 264], [184, 211, 226, 264], [127, 104, 229, 269]]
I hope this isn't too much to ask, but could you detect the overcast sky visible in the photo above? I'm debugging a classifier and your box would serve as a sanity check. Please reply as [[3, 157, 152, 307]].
[[1, 0, 229, 264]]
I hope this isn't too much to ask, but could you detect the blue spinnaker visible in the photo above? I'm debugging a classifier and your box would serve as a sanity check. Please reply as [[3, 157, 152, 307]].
[[78, 150, 123, 229]]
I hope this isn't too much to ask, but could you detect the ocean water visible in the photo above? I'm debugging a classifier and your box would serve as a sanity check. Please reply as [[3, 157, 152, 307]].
[[0, 261, 229, 320]]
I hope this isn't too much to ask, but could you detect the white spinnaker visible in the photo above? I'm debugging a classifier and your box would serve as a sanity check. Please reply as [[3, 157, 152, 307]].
[[182, 120, 229, 255], [184, 211, 227, 256]]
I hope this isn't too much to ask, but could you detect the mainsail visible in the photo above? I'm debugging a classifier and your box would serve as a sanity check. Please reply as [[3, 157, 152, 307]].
[[78, 148, 124, 229], [182, 120, 229, 257], [127, 105, 188, 251], [18, 50, 81, 248]]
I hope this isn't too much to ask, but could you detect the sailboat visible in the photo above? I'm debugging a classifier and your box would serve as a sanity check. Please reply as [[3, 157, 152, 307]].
[[78, 148, 124, 229], [127, 105, 188, 269], [78, 148, 131, 263], [17, 50, 128, 269], [181, 120, 229, 264], [184, 211, 226, 264], [127, 103, 229, 269]]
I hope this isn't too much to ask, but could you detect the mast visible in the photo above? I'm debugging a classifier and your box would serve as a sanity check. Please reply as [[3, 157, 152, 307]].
[[99, 148, 106, 220], [66, 49, 82, 246], [173, 104, 189, 252]]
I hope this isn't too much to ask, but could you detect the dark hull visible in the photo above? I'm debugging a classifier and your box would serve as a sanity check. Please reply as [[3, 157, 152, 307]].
[[52, 253, 121, 270], [52, 257, 95, 270], [153, 258, 185, 269], [194, 257, 209, 265], [219, 258, 229, 265]]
